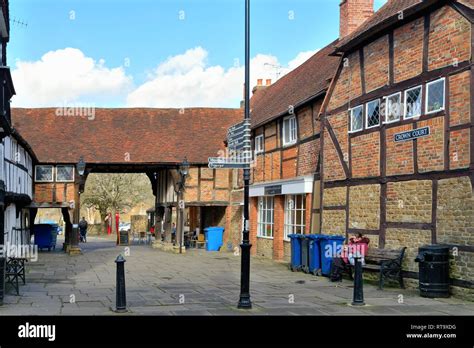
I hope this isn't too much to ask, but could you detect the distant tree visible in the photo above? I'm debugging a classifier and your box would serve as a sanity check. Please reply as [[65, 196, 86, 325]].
[[81, 174, 154, 233]]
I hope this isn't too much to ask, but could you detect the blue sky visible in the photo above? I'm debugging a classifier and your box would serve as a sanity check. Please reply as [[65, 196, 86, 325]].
[[9, 0, 387, 108]]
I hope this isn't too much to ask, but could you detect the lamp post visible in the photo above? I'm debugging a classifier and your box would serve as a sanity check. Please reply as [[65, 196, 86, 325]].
[[177, 158, 189, 254], [70, 157, 86, 255], [238, 0, 252, 309]]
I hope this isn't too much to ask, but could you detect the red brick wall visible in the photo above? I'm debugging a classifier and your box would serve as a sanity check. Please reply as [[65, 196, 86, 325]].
[[273, 196, 285, 260], [298, 140, 319, 176], [450, 129, 471, 170], [428, 6, 471, 71], [386, 125, 415, 176], [393, 17, 424, 83], [351, 132, 380, 178], [323, 129, 346, 181], [417, 117, 445, 172], [250, 197, 258, 256], [328, 51, 362, 111], [305, 193, 312, 234], [34, 183, 75, 203], [449, 71, 471, 127], [363, 35, 389, 92], [281, 147, 298, 179]]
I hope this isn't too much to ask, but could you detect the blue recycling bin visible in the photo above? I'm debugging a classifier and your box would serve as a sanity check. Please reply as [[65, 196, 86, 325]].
[[319, 235, 345, 276], [204, 227, 224, 251], [307, 234, 323, 275], [288, 234, 305, 272], [34, 223, 58, 251]]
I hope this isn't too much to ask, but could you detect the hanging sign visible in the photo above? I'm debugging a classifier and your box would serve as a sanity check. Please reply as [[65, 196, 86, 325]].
[[394, 126, 430, 143]]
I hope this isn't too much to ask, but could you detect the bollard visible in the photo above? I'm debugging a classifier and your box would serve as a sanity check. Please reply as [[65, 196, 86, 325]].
[[351, 256, 365, 306], [115, 254, 127, 313]]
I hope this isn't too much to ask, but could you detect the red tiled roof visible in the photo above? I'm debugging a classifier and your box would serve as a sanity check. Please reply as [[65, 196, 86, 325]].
[[11, 108, 243, 165], [250, 40, 341, 129]]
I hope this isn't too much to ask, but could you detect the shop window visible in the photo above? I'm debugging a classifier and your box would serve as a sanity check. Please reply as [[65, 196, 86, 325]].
[[366, 99, 381, 128], [426, 78, 445, 114], [282, 115, 297, 146], [384, 92, 401, 123], [257, 196, 274, 238], [404, 85, 422, 119], [284, 195, 305, 240], [349, 105, 363, 132], [56, 165, 75, 182], [34, 165, 54, 182]]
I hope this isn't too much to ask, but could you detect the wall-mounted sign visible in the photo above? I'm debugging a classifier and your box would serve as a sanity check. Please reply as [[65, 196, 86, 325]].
[[264, 185, 282, 196], [394, 126, 430, 143]]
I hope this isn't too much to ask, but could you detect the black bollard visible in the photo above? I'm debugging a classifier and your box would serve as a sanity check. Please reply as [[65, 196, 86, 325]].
[[352, 256, 365, 306], [115, 254, 127, 313]]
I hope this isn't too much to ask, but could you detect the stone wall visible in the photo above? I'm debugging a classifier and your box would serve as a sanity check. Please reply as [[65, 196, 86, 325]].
[[256, 237, 273, 259], [386, 180, 432, 223], [348, 184, 380, 230]]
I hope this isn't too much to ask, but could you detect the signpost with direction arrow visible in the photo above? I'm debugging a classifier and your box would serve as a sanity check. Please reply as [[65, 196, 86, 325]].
[[208, 120, 253, 169]]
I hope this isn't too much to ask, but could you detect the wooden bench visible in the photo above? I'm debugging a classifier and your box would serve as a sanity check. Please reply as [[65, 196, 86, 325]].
[[346, 247, 406, 290], [5, 257, 28, 295]]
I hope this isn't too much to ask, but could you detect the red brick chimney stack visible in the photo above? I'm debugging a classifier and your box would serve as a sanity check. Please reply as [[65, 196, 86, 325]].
[[339, 0, 374, 39]]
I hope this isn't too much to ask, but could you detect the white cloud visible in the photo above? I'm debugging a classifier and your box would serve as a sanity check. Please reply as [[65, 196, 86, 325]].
[[11, 48, 133, 107], [126, 47, 318, 108], [11, 46, 319, 108]]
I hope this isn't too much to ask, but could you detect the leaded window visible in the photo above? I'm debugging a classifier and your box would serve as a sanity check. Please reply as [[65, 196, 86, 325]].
[[385, 92, 401, 123], [426, 78, 445, 114], [404, 86, 422, 119], [366, 99, 381, 128], [350, 105, 363, 132]]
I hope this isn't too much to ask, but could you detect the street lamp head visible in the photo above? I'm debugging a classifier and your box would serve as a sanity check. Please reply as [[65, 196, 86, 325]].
[[77, 156, 86, 176], [180, 157, 190, 177]]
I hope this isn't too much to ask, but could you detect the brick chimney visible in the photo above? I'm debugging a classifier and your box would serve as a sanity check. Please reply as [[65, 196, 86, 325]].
[[252, 78, 270, 95], [339, 0, 374, 39]]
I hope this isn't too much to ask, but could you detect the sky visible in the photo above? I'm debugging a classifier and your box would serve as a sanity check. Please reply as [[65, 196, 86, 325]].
[[8, 0, 387, 108]]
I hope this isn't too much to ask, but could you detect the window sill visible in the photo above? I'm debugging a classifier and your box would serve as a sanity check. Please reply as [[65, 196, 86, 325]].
[[257, 236, 274, 240], [282, 141, 297, 148]]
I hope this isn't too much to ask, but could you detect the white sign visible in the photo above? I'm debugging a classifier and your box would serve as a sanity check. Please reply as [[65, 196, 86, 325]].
[[179, 200, 185, 209]]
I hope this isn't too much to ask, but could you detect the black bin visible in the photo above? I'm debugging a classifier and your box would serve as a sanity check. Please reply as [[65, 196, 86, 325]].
[[415, 245, 450, 298], [301, 236, 310, 273]]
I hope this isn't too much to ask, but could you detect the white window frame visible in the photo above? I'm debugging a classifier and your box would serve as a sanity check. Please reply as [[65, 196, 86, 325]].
[[257, 196, 274, 239], [365, 99, 381, 129], [425, 78, 445, 115], [254, 134, 264, 154], [34, 165, 54, 182], [55, 165, 75, 182], [282, 115, 297, 146], [384, 92, 402, 124], [404, 85, 423, 120], [284, 194, 306, 241], [349, 105, 363, 133]]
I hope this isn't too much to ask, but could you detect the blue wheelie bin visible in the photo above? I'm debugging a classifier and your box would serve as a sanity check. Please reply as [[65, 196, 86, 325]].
[[34, 223, 58, 251], [307, 234, 323, 275], [319, 235, 345, 276], [204, 227, 224, 251], [288, 234, 305, 272]]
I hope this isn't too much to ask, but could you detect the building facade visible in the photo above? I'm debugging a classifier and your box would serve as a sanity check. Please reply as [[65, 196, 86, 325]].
[[0, 0, 37, 304], [320, 0, 474, 296]]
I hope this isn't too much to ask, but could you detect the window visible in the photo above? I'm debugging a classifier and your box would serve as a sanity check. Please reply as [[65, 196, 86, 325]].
[[349, 105, 363, 132], [35, 165, 54, 182], [426, 78, 445, 114], [254, 134, 264, 154], [385, 92, 401, 123], [404, 85, 422, 119], [284, 195, 306, 240], [366, 99, 381, 128], [257, 196, 274, 238], [56, 165, 75, 182], [282, 116, 297, 146]]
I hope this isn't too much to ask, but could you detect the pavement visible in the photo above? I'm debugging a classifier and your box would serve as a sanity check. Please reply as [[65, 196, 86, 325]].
[[1, 236, 473, 316]]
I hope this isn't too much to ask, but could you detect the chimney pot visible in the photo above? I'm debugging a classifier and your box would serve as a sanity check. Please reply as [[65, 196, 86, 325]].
[[257, 79, 263, 86], [266, 79, 272, 86]]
